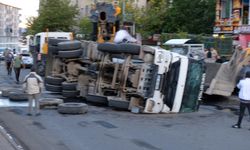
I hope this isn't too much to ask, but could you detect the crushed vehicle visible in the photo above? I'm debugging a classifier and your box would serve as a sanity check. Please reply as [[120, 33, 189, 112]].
[[38, 38, 205, 114]]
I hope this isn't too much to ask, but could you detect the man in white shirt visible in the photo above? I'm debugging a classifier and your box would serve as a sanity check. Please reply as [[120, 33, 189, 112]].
[[23, 67, 43, 116], [232, 71, 250, 129], [113, 27, 137, 44]]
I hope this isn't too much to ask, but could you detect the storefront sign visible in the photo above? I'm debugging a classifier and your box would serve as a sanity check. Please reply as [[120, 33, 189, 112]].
[[238, 26, 250, 33]]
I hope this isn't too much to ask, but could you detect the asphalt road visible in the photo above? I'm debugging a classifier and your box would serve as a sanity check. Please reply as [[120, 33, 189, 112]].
[[0, 62, 250, 150]]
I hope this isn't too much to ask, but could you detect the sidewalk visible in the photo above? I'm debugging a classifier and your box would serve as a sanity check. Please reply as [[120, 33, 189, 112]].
[[0, 125, 19, 150]]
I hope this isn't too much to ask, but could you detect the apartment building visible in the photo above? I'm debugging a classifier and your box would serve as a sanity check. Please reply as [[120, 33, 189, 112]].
[[0, 2, 20, 50], [70, 0, 148, 17]]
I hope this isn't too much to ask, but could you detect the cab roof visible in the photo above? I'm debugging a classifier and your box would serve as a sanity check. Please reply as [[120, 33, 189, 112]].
[[163, 39, 200, 45]]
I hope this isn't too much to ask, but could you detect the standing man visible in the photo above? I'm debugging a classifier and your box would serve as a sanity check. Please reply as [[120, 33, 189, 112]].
[[23, 67, 43, 116], [4, 49, 14, 76], [13, 54, 22, 84], [232, 71, 250, 129]]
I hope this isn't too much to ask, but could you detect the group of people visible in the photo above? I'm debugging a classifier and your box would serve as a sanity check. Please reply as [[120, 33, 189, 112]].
[[4, 49, 23, 83], [3, 48, 43, 116]]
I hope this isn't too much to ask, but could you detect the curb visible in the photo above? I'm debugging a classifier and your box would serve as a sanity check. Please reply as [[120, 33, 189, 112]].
[[0, 125, 24, 150]]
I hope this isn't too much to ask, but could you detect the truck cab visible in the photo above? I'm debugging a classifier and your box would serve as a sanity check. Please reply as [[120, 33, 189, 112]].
[[30, 32, 73, 76]]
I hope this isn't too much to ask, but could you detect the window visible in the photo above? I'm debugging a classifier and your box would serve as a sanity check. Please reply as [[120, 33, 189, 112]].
[[221, 0, 232, 19]]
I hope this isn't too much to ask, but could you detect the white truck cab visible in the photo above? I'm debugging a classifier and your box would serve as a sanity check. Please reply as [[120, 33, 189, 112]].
[[30, 32, 73, 76], [33, 32, 72, 54]]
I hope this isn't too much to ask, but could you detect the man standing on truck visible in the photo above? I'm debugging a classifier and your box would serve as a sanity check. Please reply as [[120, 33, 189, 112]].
[[113, 26, 137, 44]]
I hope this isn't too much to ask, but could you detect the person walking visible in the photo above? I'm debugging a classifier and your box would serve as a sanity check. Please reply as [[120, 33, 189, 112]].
[[4, 49, 14, 76], [23, 67, 43, 116], [13, 54, 22, 83], [232, 71, 250, 129]]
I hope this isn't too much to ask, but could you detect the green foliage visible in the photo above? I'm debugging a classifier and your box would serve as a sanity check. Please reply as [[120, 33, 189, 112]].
[[129, 0, 216, 38], [135, 0, 168, 37], [27, 0, 79, 34], [78, 17, 92, 39], [164, 0, 216, 34]]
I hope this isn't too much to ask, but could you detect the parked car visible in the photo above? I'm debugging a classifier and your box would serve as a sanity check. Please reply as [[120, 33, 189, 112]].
[[20, 53, 33, 68], [0, 48, 5, 61]]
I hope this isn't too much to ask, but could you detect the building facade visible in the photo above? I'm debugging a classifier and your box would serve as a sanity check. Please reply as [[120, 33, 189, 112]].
[[214, 0, 244, 35], [0, 2, 20, 50], [70, 0, 148, 17], [214, 0, 250, 48]]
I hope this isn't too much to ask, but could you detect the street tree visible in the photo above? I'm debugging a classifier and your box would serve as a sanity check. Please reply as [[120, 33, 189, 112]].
[[79, 17, 92, 39], [164, 0, 216, 34], [27, 0, 78, 33]]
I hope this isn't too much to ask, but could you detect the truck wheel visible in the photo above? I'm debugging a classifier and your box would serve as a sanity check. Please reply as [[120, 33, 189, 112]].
[[58, 41, 82, 50], [48, 39, 69, 46], [48, 45, 58, 55], [62, 82, 77, 90], [108, 99, 129, 110], [58, 49, 83, 58], [98, 43, 140, 55], [39, 98, 64, 109], [62, 90, 80, 98], [1, 88, 24, 97], [45, 84, 62, 92], [36, 62, 45, 76], [86, 94, 108, 105], [58, 103, 88, 114], [9, 92, 28, 101], [119, 43, 141, 55], [45, 76, 65, 85], [97, 43, 118, 52]]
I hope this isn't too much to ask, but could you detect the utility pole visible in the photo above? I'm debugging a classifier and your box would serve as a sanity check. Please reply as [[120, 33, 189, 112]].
[[122, 0, 126, 23]]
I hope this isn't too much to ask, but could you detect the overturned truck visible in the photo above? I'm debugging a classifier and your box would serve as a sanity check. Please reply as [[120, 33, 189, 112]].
[[44, 39, 205, 114]]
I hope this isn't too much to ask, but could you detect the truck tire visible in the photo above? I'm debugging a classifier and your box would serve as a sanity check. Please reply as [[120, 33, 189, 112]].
[[48, 39, 69, 46], [48, 45, 58, 54], [58, 49, 83, 58], [1, 88, 24, 97], [108, 99, 129, 110], [62, 90, 80, 98], [45, 76, 65, 85], [45, 84, 62, 92], [58, 41, 82, 50], [9, 91, 28, 101], [58, 103, 88, 114], [98, 43, 140, 55], [39, 98, 64, 109], [86, 94, 108, 105], [97, 43, 118, 52], [119, 43, 141, 55], [62, 82, 77, 90]]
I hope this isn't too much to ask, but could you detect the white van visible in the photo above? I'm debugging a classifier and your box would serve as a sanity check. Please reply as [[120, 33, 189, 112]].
[[33, 32, 73, 54]]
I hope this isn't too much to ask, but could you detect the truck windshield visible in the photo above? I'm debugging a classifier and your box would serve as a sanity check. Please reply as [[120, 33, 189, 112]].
[[171, 46, 188, 55]]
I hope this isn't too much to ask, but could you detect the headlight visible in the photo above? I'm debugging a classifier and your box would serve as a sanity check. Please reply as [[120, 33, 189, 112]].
[[155, 74, 162, 90], [156, 51, 164, 63]]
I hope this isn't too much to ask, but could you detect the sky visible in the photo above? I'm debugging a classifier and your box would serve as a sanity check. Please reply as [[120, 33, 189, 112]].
[[0, 0, 39, 27]]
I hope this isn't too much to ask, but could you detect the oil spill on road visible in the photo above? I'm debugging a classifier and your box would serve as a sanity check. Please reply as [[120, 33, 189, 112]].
[[32, 121, 46, 130], [8, 108, 24, 115], [78, 121, 89, 127], [93, 120, 117, 129], [131, 139, 162, 150]]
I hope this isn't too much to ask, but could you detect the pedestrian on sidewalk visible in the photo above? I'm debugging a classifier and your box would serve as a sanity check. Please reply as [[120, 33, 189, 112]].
[[4, 49, 14, 76], [23, 67, 43, 116], [232, 71, 250, 129], [13, 54, 23, 84]]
